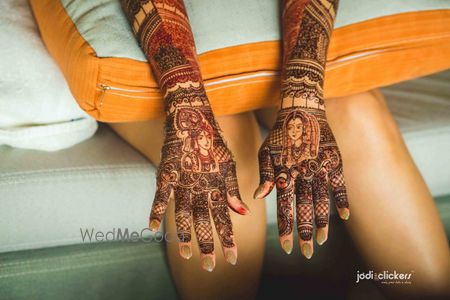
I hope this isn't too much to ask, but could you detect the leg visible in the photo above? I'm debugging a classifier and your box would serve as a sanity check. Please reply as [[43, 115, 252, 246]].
[[256, 89, 450, 297], [109, 111, 266, 299]]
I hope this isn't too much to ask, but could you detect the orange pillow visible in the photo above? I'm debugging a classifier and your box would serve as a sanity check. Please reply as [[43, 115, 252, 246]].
[[30, 0, 450, 122]]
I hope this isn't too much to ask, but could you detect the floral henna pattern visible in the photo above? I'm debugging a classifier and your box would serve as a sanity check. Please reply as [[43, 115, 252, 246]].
[[255, 0, 349, 258], [121, 0, 248, 270]]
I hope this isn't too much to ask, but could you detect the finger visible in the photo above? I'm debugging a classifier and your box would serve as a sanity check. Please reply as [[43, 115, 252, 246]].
[[225, 161, 250, 215], [276, 170, 295, 255], [312, 170, 330, 255], [149, 164, 175, 231], [210, 188, 237, 265], [192, 193, 215, 272], [174, 187, 193, 260], [329, 166, 350, 220], [296, 178, 315, 257], [254, 145, 275, 199]]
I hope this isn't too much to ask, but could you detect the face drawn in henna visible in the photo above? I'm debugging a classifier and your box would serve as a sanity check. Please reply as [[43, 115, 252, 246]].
[[287, 117, 303, 142], [282, 110, 320, 168], [174, 107, 219, 173]]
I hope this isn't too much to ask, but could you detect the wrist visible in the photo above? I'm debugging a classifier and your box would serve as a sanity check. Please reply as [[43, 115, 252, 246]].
[[163, 98, 220, 132], [163, 83, 212, 116], [279, 91, 325, 111]]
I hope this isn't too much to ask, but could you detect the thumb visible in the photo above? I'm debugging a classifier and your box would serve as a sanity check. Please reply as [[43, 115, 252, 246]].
[[254, 145, 275, 200]]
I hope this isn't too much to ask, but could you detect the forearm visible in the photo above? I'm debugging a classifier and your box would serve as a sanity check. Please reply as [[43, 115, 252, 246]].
[[281, 0, 339, 109], [121, 0, 209, 115]]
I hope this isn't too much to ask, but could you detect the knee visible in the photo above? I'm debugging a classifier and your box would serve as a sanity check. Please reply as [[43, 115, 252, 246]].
[[325, 89, 402, 150], [216, 112, 261, 184], [416, 257, 450, 294]]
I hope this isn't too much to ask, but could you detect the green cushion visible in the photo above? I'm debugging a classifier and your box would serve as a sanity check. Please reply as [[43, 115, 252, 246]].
[[1, 202, 448, 300], [0, 242, 176, 300]]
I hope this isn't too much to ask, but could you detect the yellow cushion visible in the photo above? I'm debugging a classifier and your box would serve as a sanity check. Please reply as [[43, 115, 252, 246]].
[[30, 0, 450, 122]]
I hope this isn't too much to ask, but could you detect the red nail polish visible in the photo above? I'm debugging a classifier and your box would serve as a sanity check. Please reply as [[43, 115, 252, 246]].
[[238, 207, 247, 215]]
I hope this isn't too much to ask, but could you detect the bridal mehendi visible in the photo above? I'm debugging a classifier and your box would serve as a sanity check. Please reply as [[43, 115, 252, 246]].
[[254, 0, 350, 259], [156, 106, 241, 259], [121, 0, 249, 271]]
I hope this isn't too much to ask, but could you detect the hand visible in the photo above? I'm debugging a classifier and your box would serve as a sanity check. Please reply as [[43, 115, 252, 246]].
[[254, 105, 349, 258], [149, 104, 250, 271]]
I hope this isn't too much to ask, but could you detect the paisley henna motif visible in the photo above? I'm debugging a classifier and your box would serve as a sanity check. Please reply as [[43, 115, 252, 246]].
[[256, 0, 349, 256], [121, 0, 248, 268]]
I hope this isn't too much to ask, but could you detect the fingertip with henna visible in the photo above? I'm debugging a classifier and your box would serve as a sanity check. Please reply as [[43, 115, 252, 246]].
[[228, 196, 251, 215], [201, 255, 215, 272], [180, 244, 192, 260], [338, 208, 350, 220], [253, 182, 274, 200], [238, 202, 251, 215], [316, 227, 328, 245], [281, 239, 293, 255], [225, 250, 237, 265], [149, 219, 160, 232], [302, 243, 313, 259]]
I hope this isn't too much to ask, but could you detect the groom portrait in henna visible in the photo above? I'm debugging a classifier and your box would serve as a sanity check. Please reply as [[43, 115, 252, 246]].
[[108, 0, 450, 299]]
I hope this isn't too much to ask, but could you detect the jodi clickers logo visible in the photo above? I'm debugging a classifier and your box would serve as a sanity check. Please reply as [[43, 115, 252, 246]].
[[356, 270, 414, 285]]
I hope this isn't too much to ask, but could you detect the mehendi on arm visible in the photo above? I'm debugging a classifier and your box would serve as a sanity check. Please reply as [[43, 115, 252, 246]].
[[121, 0, 249, 271], [254, 0, 349, 258]]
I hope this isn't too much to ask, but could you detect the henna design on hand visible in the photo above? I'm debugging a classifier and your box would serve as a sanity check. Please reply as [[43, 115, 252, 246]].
[[153, 106, 245, 264], [121, 0, 249, 271], [255, 0, 349, 258]]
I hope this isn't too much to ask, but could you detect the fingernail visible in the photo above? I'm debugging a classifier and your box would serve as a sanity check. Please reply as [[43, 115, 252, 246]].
[[282, 240, 292, 254], [180, 245, 192, 259], [316, 228, 327, 245], [253, 185, 264, 200], [340, 209, 350, 220], [201, 256, 215, 272], [225, 250, 237, 265], [239, 202, 251, 215], [302, 243, 313, 259], [149, 220, 160, 232]]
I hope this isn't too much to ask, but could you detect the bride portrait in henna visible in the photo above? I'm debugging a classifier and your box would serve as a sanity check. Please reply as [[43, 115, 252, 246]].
[[104, 0, 450, 299]]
